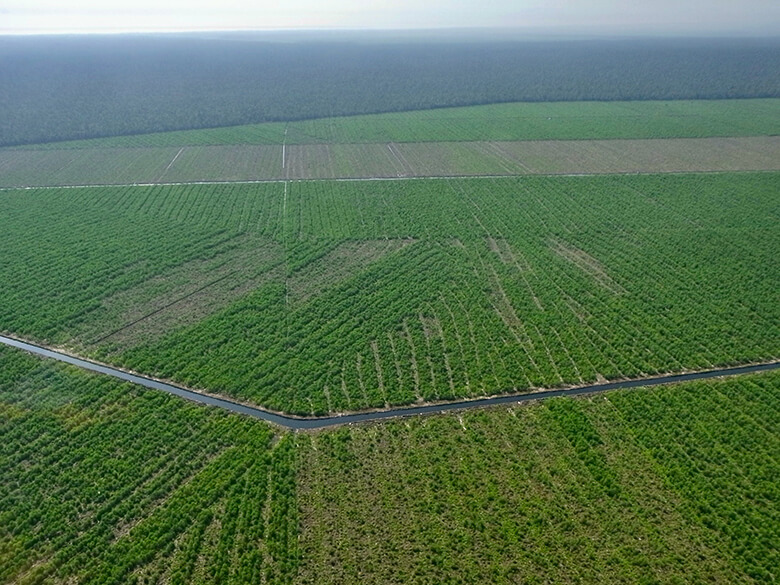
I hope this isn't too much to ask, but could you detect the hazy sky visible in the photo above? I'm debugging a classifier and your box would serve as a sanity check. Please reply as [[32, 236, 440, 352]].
[[1, 0, 779, 35]]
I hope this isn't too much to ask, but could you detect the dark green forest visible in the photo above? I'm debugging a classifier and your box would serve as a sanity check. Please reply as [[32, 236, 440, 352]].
[[1, 34, 779, 147]]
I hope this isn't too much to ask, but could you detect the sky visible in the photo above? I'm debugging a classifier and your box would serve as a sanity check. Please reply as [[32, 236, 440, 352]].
[[1, 0, 779, 36]]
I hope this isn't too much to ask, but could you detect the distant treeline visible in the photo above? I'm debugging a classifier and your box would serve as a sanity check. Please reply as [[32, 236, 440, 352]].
[[1, 34, 779, 147]]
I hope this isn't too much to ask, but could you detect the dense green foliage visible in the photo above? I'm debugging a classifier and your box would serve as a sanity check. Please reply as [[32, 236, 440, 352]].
[[0, 173, 777, 414], [9, 98, 779, 150], [2, 343, 777, 584], [2, 35, 779, 146], [0, 182, 284, 342], [296, 370, 780, 584], [0, 346, 299, 584], [2, 42, 777, 585]]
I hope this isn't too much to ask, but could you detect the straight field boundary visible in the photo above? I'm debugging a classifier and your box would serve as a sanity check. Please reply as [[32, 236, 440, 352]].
[[2, 168, 780, 193], [1, 333, 777, 430]]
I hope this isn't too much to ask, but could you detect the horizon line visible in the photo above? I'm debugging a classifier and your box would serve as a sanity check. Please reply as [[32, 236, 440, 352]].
[[1, 25, 779, 38]]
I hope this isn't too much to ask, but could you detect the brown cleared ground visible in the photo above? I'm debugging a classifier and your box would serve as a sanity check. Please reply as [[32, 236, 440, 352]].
[[0, 146, 180, 187], [157, 145, 284, 183], [1, 136, 778, 187]]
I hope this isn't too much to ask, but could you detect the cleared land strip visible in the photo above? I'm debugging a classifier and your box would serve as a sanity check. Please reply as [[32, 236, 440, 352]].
[[1, 136, 778, 188], [1, 334, 777, 430]]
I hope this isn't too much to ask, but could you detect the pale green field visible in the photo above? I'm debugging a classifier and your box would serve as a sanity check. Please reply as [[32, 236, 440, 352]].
[[6, 98, 779, 150]]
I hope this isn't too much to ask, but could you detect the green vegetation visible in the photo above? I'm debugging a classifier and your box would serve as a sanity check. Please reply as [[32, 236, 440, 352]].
[[296, 370, 780, 584], [0, 346, 298, 585], [2, 38, 777, 585], [3, 36, 778, 147], [9, 98, 780, 150], [2, 99, 776, 189], [2, 343, 777, 584], [0, 173, 777, 414], [0, 182, 284, 343]]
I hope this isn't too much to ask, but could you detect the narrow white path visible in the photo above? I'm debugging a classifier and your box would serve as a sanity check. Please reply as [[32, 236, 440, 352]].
[[158, 147, 185, 181], [1, 169, 776, 193], [282, 124, 288, 171]]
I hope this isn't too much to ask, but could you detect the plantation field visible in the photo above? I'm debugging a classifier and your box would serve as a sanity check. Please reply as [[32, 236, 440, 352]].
[[2, 343, 777, 584], [0, 346, 298, 585], [3, 40, 778, 585], [284, 136, 780, 179], [296, 370, 780, 584], [1, 136, 779, 188], [0, 146, 182, 188], [0, 145, 286, 188], [9, 98, 779, 150], [0, 173, 777, 414], [0, 182, 285, 344]]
